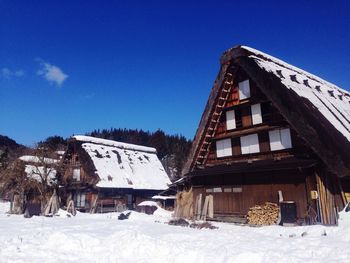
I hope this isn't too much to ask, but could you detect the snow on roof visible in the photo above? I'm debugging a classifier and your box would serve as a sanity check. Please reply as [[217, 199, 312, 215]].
[[152, 195, 176, 200], [19, 155, 58, 164], [241, 46, 350, 142], [73, 135, 157, 153], [19, 155, 58, 185], [137, 201, 159, 207], [24, 165, 57, 185], [77, 137, 171, 190]]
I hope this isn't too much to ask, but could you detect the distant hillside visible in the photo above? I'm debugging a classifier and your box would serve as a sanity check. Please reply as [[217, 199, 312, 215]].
[[0, 135, 26, 168], [87, 128, 192, 181]]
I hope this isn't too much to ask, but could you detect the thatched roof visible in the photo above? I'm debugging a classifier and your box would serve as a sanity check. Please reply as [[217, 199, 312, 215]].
[[72, 136, 171, 190], [182, 45, 350, 178]]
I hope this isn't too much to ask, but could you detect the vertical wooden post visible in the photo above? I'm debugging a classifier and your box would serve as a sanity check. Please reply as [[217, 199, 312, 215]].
[[316, 172, 327, 224], [336, 177, 347, 208], [201, 196, 209, 221], [196, 193, 202, 220], [208, 195, 214, 218], [10, 193, 13, 213], [316, 171, 337, 225]]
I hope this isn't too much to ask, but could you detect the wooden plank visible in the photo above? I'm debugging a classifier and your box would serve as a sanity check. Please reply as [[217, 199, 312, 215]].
[[201, 196, 209, 221], [241, 107, 252, 127], [208, 195, 214, 218], [258, 131, 270, 152], [196, 194, 202, 220]]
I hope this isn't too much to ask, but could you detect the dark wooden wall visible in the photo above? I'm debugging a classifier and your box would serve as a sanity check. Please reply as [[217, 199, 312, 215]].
[[205, 72, 314, 166], [192, 169, 314, 222]]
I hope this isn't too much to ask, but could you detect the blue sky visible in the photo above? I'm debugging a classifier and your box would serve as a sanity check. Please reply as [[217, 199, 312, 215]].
[[1, 0, 349, 146]]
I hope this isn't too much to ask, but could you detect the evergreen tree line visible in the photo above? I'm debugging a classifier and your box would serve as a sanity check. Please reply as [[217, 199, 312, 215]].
[[88, 128, 192, 177], [0, 135, 26, 170]]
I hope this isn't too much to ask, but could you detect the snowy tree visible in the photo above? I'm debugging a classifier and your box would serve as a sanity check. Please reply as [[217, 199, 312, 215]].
[[0, 146, 61, 213], [22, 146, 60, 211], [0, 159, 35, 213]]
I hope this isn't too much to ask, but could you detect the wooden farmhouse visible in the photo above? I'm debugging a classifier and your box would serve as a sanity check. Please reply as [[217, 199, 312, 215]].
[[61, 135, 171, 213], [181, 45, 350, 225], [9, 155, 59, 215]]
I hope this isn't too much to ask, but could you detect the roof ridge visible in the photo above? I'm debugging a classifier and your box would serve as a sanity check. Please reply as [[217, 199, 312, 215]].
[[224, 45, 349, 96], [241, 46, 350, 95], [72, 135, 157, 153]]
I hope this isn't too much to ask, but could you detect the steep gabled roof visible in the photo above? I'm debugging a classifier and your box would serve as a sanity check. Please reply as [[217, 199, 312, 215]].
[[72, 135, 171, 190], [182, 45, 350, 177]]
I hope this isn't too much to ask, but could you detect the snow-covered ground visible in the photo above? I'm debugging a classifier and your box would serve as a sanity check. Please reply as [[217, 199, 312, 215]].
[[0, 201, 349, 263]]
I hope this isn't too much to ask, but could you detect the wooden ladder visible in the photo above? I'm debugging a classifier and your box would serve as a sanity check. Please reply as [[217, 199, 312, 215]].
[[195, 72, 234, 165]]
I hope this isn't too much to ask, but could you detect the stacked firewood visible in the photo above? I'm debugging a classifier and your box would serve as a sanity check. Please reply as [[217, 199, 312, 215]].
[[247, 202, 279, 225]]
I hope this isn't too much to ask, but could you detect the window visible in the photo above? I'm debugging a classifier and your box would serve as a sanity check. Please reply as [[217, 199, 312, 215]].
[[213, 187, 222, 193], [240, 134, 260, 154], [251, 103, 263, 125], [238, 79, 250, 99], [73, 168, 81, 181], [224, 188, 232, 193], [226, 110, 236, 130], [75, 193, 85, 207], [216, 138, 232, 158], [232, 186, 243, 193], [269, 128, 292, 151]]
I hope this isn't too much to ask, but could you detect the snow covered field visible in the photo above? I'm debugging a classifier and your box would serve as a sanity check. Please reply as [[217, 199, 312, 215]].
[[0, 201, 349, 263]]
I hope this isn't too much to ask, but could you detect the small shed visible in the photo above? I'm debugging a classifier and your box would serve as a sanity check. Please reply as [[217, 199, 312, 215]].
[[136, 201, 159, 215]]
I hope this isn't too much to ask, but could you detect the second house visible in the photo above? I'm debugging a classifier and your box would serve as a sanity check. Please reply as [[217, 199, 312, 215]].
[[61, 135, 171, 212]]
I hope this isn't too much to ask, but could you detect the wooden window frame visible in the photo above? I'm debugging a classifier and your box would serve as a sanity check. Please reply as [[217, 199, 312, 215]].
[[238, 79, 251, 100], [251, 103, 263, 125], [216, 138, 233, 158], [240, 133, 260, 154], [269, 128, 292, 151], [226, 110, 236, 130]]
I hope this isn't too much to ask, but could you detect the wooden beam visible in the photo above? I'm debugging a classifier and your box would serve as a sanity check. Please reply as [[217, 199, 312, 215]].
[[212, 124, 280, 141]]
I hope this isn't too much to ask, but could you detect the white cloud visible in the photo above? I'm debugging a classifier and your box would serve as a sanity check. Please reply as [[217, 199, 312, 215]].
[[1, 68, 24, 79], [36, 60, 68, 86], [79, 93, 95, 100]]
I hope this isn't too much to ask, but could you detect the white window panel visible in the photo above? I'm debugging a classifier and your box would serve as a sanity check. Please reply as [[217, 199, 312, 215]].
[[224, 188, 232, 193], [213, 187, 222, 193], [232, 187, 243, 193], [238, 79, 251, 99], [73, 168, 81, 181], [216, 138, 232, 158], [240, 134, 260, 154], [76, 193, 85, 207], [251, 103, 262, 125], [269, 130, 281, 151], [226, 110, 236, 130], [269, 128, 292, 151], [80, 193, 85, 207], [249, 134, 260, 153]]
